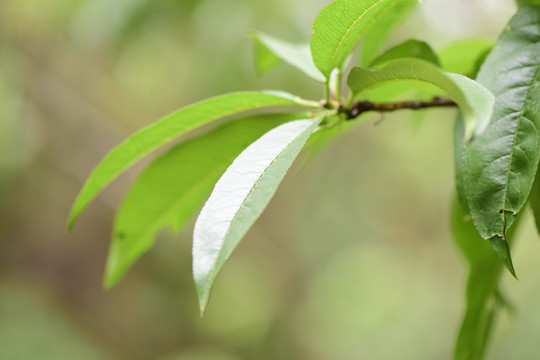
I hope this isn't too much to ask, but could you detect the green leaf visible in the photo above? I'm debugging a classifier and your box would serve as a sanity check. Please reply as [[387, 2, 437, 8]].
[[305, 115, 361, 160], [193, 118, 321, 313], [462, 5, 540, 256], [250, 31, 325, 82], [104, 113, 302, 288], [438, 38, 494, 78], [518, 0, 540, 5], [452, 198, 510, 360], [252, 36, 282, 76], [347, 58, 495, 142], [369, 39, 440, 68], [311, 0, 412, 78], [529, 173, 540, 234], [454, 115, 469, 214], [67, 91, 319, 230], [361, 0, 420, 65]]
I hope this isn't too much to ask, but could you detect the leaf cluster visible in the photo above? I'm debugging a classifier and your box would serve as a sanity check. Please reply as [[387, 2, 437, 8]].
[[68, 1, 540, 359]]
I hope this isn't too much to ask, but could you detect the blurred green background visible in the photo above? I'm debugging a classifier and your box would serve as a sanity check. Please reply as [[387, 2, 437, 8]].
[[2, 0, 540, 359]]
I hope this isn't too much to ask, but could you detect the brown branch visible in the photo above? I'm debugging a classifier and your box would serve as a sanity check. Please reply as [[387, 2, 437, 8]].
[[345, 97, 457, 120]]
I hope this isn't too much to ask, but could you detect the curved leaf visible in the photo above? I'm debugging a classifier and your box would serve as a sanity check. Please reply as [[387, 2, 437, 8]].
[[104, 113, 302, 288], [68, 91, 318, 230], [311, 0, 410, 77], [462, 5, 540, 257], [369, 39, 439, 68], [193, 118, 321, 313], [250, 31, 325, 82], [361, 0, 419, 65], [347, 59, 494, 142]]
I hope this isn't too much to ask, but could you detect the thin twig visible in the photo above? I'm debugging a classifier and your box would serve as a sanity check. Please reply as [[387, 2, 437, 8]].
[[345, 97, 457, 120]]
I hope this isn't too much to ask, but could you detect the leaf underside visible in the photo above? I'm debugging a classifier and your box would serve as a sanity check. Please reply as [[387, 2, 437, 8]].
[[193, 118, 321, 313], [104, 113, 303, 288], [347, 58, 494, 142], [250, 30, 325, 82], [462, 4, 540, 263], [68, 91, 317, 230]]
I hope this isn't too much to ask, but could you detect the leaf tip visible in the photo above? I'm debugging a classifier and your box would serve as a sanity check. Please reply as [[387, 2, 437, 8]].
[[66, 207, 79, 232], [196, 284, 210, 317], [102, 276, 115, 290], [489, 235, 517, 279], [102, 264, 121, 290]]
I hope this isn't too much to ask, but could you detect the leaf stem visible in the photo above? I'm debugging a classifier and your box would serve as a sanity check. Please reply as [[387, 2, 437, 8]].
[[324, 81, 330, 104], [329, 68, 341, 102]]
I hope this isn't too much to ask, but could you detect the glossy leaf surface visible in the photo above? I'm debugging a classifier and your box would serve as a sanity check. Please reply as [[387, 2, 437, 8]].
[[369, 39, 440, 68], [193, 118, 321, 313], [347, 59, 494, 142], [311, 0, 408, 78], [462, 5, 540, 258], [250, 31, 325, 82], [360, 0, 419, 65], [68, 91, 318, 230], [104, 114, 301, 288]]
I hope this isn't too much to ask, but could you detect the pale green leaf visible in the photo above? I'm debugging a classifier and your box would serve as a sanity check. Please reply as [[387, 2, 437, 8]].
[[193, 118, 321, 313], [68, 91, 318, 230], [461, 5, 540, 269], [369, 39, 440, 68], [361, 0, 419, 65], [347, 58, 494, 142], [438, 38, 494, 78], [311, 0, 412, 77], [252, 36, 282, 76], [250, 31, 325, 82], [104, 113, 302, 288]]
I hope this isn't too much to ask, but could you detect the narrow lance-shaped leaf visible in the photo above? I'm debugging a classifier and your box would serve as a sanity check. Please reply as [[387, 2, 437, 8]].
[[368, 39, 440, 68], [361, 0, 419, 65], [104, 113, 302, 288], [462, 5, 540, 275], [67, 91, 318, 230], [452, 198, 517, 360], [347, 58, 495, 142], [193, 118, 321, 313], [250, 31, 325, 82], [311, 0, 411, 78]]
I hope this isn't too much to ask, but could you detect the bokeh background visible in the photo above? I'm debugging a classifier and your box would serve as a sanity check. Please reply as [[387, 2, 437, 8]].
[[2, 0, 540, 359]]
